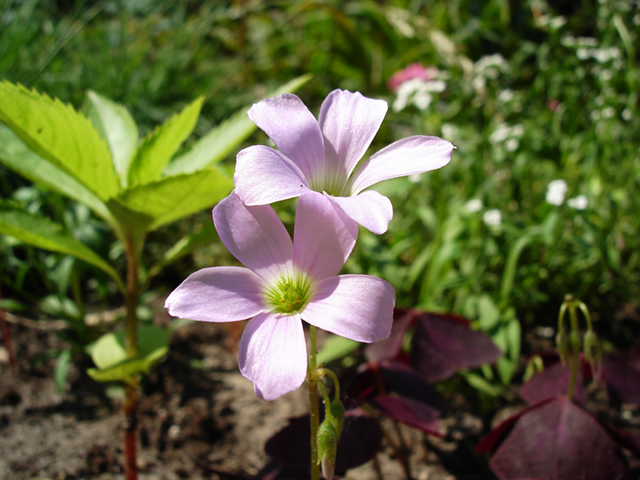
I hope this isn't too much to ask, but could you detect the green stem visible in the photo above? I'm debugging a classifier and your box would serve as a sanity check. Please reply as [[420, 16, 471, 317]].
[[566, 303, 580, 402], [308, 326, 320, 480], [317, 368, 340, 399]]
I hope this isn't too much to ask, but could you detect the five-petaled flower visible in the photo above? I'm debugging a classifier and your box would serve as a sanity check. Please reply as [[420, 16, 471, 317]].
[[165, 192, 395, 400], [234, 89, 455, 234]]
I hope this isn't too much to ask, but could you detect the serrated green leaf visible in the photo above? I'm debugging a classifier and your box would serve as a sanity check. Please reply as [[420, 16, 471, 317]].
[[146, 222, 218, 284], [128, 96, 203, 186], [116, 167, 233, 231], [317, 335, 361, 365], [87, 325, 170, 383], [0, 80, 119, 200], [86, 90, 139, 188], [0, 125, 116, 226], [0, 201, 124, 292], [164, 74, 312, 176]]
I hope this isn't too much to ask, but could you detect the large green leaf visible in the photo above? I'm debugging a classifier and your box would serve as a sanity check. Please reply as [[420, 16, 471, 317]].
[[0, 125, 115, 225], [115, 167, 233, 231], [0, 80, 119, 200], [0, 201, 124, 292], [164, 74, 312, 176], [87, 325, 170, 383], [86, 90, 139, 188], [127, 96, 204, 186]]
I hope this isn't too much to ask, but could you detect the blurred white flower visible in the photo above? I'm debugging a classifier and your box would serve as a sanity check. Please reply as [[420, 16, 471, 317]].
[[465, 199, 483, 213], [567, 195, 588, 210], [392, 77, 447, 112], [622, 109, 632, 121], [483, 209, 502, 227], [601, 106, 615, 119], [546, 179, 568, 206], [441, 123, 458, 139], [408, 173, 422, 183], [489, 122, 523, 149]]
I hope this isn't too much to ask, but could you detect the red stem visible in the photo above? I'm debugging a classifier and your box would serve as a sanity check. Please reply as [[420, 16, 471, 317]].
[[124, 381, 138, 480], [0, 283, 15, 366]]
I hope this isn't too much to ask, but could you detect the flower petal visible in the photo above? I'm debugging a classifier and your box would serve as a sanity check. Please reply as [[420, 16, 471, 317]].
[[235, 145, 309, 205], [348, 136, 454, 194], [327, 191, 393, 234], [293, 192, 358, 281], [165, 266, 265, 322], [303, 274, 395, 343], [318, 90, 388, 178], [248, 94, 325, 179], [213, 192, 293, 281], [238, 312, 308, 401]]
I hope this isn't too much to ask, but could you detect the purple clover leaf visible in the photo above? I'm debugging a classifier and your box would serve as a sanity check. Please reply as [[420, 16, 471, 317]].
[[165, 192, 395, 401], [234, 90, 455, 234]]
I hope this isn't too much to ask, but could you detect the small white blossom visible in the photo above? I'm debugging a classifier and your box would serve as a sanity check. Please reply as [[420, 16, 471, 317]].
[[601, 106, 615, 119], [483, 209, 502, 227], [392, 78, 446, 112], [567, 195, 588, 210], [622, 109, 632, 121], [546, 179, 568, 206], [465, 199, 483, 213]]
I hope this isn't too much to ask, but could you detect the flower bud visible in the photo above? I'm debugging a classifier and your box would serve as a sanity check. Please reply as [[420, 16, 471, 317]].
[[328, 397, 344, 434], [317, 419, 337, 480], [583, 330, 602, 382]]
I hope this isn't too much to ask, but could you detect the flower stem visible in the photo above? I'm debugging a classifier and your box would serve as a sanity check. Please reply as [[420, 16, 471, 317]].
[[308, 325, 320, 480]]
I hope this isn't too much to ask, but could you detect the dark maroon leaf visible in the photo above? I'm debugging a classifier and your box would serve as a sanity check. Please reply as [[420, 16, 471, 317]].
[[599, 420, 640, 458], [368, 394, 442, 436], [379, 359, 445, 411], [603, 352, 640, 408], [519, 361, 585, 405], [488, 396, 629, 480], [410, 312, 502, 383], [364, 308, 415, 363], [476, 398, 555, 454], [264, 409, 383, 473]]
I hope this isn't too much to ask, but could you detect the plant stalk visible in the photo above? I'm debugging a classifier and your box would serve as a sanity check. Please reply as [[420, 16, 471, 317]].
[[0, 283, 15, 366], [308, 325, 320, 480], [123, 236, 142, 480]]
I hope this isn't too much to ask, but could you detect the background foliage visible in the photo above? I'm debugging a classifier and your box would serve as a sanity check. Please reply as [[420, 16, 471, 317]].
[[1, 0, 639, 377]]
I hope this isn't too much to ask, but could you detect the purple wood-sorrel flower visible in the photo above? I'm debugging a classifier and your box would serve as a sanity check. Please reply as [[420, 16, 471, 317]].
[[165, 192, 395, 400], [234, 89, 455, 234]]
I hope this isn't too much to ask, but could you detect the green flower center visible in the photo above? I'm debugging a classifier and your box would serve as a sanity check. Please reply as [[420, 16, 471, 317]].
[[265, 273, 313, 315], [308, 169, 349, 197]]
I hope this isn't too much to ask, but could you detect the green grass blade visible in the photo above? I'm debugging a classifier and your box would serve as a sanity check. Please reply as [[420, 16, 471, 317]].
[[116, 167, 233, 231], [164, 74, 312, 176], [0, 201, 124, 292], [0, 80, 119, 200], [85, 90, 139, 188], [127, 96, 204, 186]]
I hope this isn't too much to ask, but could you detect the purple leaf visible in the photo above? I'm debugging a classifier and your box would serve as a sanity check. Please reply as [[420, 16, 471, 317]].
[[520, 361, 586, 405], [379, 360, 445, 411], [364, 307, 415, 363], [410, 312, 502, 383], [264, 409, 383, 472], [487, 396, 629, 480], [368, 394, 442, 436], [603, 346, 640, 408]]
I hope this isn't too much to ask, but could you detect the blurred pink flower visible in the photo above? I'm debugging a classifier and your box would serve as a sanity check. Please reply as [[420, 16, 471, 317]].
[[387, 63, 438, 91], [165, 192, 395, 401]]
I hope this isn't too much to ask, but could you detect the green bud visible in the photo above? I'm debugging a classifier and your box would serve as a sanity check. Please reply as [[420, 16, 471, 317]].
[[556, 330, 571, 366], [583, 330, 602, 382], [317, 419, 338, 480], [523, 355, 544, 383], [328, 397, 345, 435]]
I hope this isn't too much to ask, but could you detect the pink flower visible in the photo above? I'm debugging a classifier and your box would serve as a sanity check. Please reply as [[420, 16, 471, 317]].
[[234, 89, 454, 234], [165, 192, 395, 401], [387, 63, 438, 91]]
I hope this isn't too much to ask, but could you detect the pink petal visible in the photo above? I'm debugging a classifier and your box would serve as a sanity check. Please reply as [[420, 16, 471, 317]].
[[326, 191, 393, 234], [318, 90, 388, 178], [248, 94, 325, 180], [234, 145, 309, 206], [165, 267, 265, 322], [293, 192, 358, 281], [348, 136, 454, 194], [238, 312, 308, 401], [213, 192, 293, 281], [303, 274, 395, 343]]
